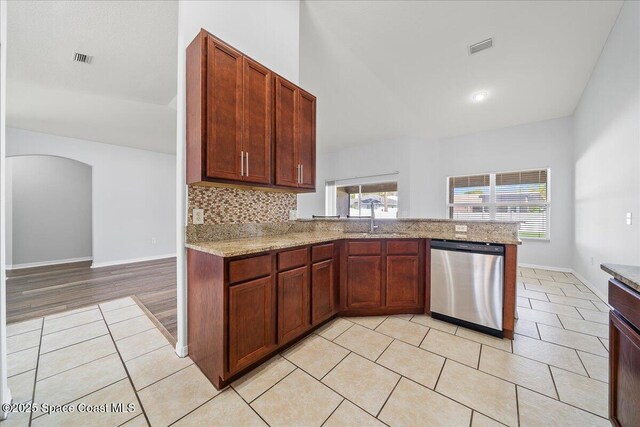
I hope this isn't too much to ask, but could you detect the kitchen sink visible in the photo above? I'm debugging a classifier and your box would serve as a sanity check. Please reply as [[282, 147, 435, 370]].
[[345, 231, 410, 237]]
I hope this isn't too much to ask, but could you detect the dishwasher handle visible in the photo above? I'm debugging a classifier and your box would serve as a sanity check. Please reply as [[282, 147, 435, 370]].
[[431, 239, 504, 255]]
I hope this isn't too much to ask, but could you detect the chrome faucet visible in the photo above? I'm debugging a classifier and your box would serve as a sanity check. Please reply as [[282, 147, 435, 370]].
[[369, 202, 378, 233]]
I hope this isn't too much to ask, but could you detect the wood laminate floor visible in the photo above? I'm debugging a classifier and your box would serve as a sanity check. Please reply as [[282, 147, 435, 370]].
[[6, 257, 178, 338]]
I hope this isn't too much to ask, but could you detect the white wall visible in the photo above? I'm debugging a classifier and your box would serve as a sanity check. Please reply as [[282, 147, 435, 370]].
[[298, 117, 575, 268], [1, 0, 10, 416], [7, 128, 176, 267], [573, 1, 640, 294], [436, 118, 574, 269], [6, 155, 92, 268], [179, 1, 299, 84], [176, 0, 301, 355]]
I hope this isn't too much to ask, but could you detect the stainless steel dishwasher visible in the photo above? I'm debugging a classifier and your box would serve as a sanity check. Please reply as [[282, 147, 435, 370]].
[[430, 240, 504, 337]]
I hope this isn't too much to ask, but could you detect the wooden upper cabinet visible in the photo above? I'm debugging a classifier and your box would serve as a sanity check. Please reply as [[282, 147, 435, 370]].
[[242, 58, 272, 184], [274, 75, 316, 190], [298, 89, 316, 189], [205, 36, 243, 181], [186, 30, 315, 191], [274, 76, 299, 187]]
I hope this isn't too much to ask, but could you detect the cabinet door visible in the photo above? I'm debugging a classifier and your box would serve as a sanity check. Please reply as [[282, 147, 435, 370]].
[[609, 310, 640, 427], [242, 58, 272, 184], [386, 255, 421, 308], [206, 36, 243, 180], [346, 256, 382, 309], [274, 76, 299, 188], [297, 89, 316, 189], [311, 259, 334, 324], [228, 276, 275, 374], [277, 266, 310, 344]]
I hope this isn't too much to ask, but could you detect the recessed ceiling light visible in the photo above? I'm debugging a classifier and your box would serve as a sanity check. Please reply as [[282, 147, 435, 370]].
[[471, 91, 488, 103]]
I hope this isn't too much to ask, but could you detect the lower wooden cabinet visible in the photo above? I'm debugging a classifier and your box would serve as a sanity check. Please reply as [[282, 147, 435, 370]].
[[386, 255, 422, 309], [609, 279, 640, 427], [228, 276, 275, 374], [311, 259, 335, 324], [346, 255, 383, 309], [277, 266, 310, 344]]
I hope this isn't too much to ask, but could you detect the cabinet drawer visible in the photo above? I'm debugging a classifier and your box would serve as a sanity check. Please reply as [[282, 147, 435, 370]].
[[347, 241, 382, 255], [387, 240, 419, 255], [228, 255, 271, 284], [312, 243, 334, 262], [609, 279, 640, 329], [278, 248, 308, 271]]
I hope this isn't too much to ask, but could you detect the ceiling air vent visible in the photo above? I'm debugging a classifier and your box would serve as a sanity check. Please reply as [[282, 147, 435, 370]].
[[72, 52, 92, 64], [469, 38, 493, 55]]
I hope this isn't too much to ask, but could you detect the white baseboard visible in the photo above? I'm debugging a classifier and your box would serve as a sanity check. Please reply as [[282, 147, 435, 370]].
[[91, 254, 176, 269], [7, 257, 93, 271], [518, 262, 572, 273], [175, 344, 188, 358], [518, 262, 609, 305], [569, 269, 609, 306]]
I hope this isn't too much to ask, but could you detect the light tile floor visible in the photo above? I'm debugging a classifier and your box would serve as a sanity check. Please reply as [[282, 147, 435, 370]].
[[1, 268, 611, 426]]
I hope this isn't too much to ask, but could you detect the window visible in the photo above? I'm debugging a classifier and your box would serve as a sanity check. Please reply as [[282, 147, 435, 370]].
[[448, 169, 550, 239], [326, 174, 399, 218]]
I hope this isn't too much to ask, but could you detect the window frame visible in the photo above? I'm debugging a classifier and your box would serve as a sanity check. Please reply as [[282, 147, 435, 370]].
[[325, 173, 400, 218], [446, 168, 551, 240]]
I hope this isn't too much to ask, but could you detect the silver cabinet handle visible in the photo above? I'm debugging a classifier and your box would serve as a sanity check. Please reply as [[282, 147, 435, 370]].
[[240, 151, 244, 176], [300, 164, 303, 184], [297, 164, 301, 184], [246, 152, 249, 177]]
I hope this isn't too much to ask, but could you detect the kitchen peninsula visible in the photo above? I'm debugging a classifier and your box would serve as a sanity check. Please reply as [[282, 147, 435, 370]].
[[186, 218, 520, 389], [183, 28, 523, 391]]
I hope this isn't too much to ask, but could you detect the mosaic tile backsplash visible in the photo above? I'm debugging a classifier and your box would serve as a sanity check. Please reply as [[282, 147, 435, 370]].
[[188, 185, 297, 225]]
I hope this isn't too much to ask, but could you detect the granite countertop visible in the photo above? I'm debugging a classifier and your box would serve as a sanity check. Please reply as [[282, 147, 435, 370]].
[[187, 230, 521, 258], [601, 263, 640, 293]]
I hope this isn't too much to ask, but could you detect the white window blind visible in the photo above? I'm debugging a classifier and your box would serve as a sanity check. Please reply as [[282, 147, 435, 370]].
[[448, 169, 550, 239], [448, 174, 491, 221]]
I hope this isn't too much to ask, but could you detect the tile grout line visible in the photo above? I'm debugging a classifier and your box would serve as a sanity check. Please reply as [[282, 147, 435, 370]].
[[431, 352, 447, 391], [281, 352, 392, 424], [36, 351, 117, 382], [375, 375, 402, 419], [119, 340, 173, 366], [318, 397, 345, 427], [27, 317, 44, 427], [38, 331, 111, 356], [231, 383, 277, 427], [30, 378, 129, 422], [514, 383, 521, 427], [98, 305, 151, 427], [135, 362, 194, 393], [239, 365, 299, 405], [41, 315, 105, 337], [6, 344, 40, 357], [167, 388, 230, 427], [398, 370, 508, 426], [417, 326, 431, 348], [551, 364, 608, 386], [548, 364, 561, 399], [373, 338, 396, 363]]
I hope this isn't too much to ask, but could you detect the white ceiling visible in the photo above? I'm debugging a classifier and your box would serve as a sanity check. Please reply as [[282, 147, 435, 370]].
[[300, 0, 623, 150], [7, 1, 178, 154]]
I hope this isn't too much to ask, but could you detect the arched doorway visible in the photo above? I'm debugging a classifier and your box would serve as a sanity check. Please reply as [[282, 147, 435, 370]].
[[5, 155, 92, 270]]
